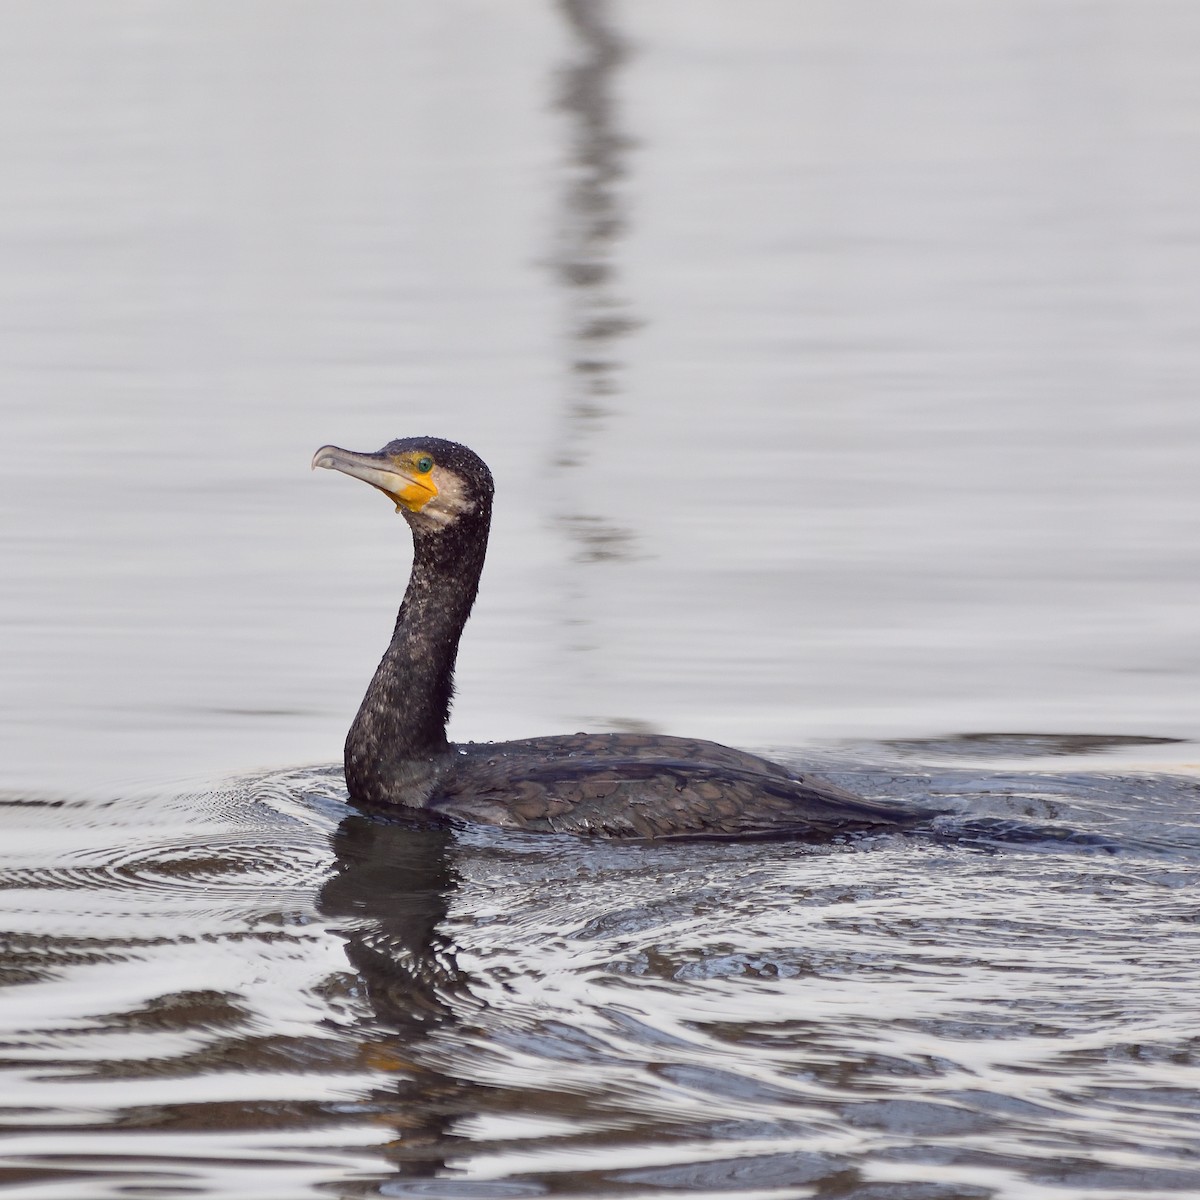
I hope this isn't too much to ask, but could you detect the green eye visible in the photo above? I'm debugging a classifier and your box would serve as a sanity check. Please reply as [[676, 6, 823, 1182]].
[[415, 455, 434, 474]]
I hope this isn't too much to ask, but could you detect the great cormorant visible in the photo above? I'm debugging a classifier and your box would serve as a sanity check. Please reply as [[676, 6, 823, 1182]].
[[313, 437, 931, 840]]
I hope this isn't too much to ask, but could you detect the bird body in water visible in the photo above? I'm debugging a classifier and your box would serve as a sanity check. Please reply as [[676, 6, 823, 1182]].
[[313, 437, 932, 840]]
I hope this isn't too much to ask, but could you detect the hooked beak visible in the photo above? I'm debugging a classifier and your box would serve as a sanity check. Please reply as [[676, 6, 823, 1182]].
[[312, 444, 435, 511]]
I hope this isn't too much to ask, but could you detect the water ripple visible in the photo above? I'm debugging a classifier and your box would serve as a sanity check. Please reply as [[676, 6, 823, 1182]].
[[0, 763, 1199, 1197]]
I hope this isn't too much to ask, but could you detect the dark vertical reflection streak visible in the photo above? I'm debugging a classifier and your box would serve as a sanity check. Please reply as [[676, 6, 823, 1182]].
[[551, 0, 639, 564]]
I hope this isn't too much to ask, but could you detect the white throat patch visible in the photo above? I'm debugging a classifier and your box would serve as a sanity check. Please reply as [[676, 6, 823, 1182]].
[[407, 466, 477, 531]]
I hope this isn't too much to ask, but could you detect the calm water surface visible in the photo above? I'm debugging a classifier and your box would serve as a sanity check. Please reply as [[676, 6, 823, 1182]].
[[2, 3, 1200, 1197]]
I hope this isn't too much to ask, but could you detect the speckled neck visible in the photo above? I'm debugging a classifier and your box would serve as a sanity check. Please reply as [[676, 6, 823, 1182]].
[[344, 503, 491, 806]]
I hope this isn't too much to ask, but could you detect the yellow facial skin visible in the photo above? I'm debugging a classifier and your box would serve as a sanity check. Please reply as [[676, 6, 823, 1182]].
[[385, 451, 439, 513]]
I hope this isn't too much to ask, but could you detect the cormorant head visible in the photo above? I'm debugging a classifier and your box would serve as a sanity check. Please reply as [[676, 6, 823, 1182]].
[[312, 437, 494, 535]]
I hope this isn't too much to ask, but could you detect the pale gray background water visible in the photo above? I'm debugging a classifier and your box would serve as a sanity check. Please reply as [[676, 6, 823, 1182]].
[[3, 1, 1197, 795], [1, 3, 1199, 1198]]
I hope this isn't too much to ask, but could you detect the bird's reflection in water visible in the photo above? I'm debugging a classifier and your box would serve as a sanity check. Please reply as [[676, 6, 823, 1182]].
[[318, 812, 478, 1182], [320, 813, 468, 1029]]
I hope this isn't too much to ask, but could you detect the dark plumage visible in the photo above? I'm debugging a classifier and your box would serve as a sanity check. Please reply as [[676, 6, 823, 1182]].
[[313, 436, 933, 839]]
